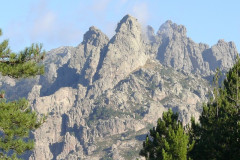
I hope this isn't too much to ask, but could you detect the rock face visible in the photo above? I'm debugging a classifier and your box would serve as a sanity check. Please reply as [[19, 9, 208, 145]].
[[150, 20, 238, 76], [69, 26, 109, 86], [90, 15, 148, 95], [1, 15, 238, 160]]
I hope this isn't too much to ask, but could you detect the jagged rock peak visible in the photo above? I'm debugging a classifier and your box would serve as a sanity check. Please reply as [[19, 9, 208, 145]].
[[157, 20, 187, 38], [83, 26, 109, 46], [115, 14, 141, 33], [146, 25, 156, 42], [147, 25, 155, 35], [216, 39, 236, 48], [217, 39, 226, 44]]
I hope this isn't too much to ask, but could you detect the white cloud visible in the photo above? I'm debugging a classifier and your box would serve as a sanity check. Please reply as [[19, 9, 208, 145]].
[[76, 0, 115, 39], [2, 0, 151, 52], [119, 0, 129, 4], [28, 0, 82, 49], [130, 2, 149, 25], [29, 0, 57, 41], [91, 0, 111, 11]]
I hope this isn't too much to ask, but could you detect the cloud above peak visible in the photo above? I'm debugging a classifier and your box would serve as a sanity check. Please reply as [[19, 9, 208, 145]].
[[130, 2, 149, 25], [1, 0, 152, 52], [29, 0, 82, 45]]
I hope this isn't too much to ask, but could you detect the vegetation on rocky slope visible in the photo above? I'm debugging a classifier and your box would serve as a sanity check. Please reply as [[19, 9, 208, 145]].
[[140, 58, 240, 160]]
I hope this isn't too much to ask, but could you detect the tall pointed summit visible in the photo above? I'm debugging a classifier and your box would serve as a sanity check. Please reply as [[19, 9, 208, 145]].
[[91, 14, 148, 94]]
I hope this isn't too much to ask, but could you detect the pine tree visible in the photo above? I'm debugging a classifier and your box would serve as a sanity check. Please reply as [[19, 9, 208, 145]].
[[139, 109, 194, 160], [190, 57, 240, 160], [0, 29, 46, 159]]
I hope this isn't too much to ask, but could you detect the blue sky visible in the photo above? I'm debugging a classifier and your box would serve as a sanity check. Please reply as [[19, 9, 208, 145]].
[[0, 0, 239, 52]]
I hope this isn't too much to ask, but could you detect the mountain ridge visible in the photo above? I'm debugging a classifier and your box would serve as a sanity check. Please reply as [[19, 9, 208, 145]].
[[0, 14, 238, 159]]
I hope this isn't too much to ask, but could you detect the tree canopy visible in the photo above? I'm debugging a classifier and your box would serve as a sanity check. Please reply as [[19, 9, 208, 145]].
[[0, 29, 46, 159], [190, 58, 240, 160], [0, 29, 45, 79], [140, 109, 194, 160]]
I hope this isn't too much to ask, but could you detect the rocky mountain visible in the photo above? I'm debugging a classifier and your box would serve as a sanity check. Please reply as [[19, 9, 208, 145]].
[[0, 15, 238, 160]]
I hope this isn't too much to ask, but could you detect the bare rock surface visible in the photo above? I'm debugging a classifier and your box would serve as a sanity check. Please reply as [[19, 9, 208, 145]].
[[153, 20, 238, 76], [90, 15, 148, 95]]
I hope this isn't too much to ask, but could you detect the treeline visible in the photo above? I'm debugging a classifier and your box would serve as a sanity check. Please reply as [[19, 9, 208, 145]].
[[140, 58, 240, 160]]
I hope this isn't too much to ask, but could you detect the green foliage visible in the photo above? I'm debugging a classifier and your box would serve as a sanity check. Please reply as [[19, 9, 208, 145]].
[[0, 99, 46, 159], [190, 58, 240, 160], [87, 106, 122, 125], [0, 29, 45, 159], [139, 109, 194, 160], [0, 29, 45, 79]]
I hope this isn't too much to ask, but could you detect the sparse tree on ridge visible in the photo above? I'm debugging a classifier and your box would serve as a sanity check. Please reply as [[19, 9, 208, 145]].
[[0, 29, 46, 159]]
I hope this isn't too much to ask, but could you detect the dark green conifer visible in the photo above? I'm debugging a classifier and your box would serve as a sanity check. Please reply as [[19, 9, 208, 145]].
[[190, 57, 240, 160], [0, 29, 45, 159], [140, 109, 194, 160]]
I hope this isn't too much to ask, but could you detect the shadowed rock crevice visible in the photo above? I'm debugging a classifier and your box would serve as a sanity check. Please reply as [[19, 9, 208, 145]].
[[40, 62, 81, 96], [0, 78, 38, 101], [49, 142, 64, 160], [202, 48, 218, 71], [61, 114, 69, 136], [92, 46, 108, 82], [156, 38, 169, 63], [135, 134, 147, 141]]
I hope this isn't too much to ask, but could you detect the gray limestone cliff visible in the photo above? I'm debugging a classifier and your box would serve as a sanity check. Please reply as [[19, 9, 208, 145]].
[[0, 15, 238, 160]]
